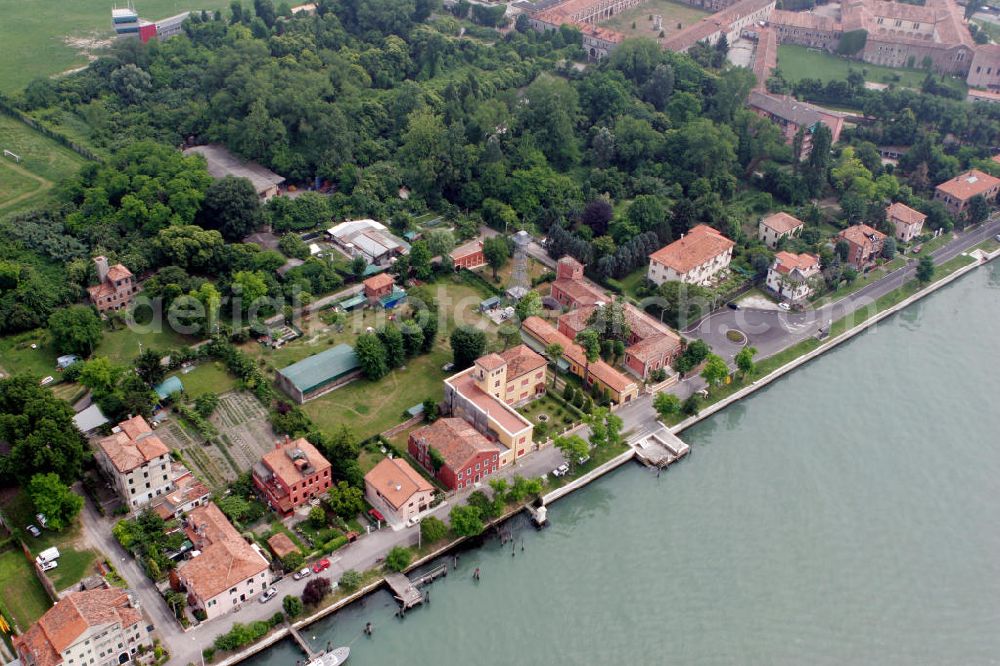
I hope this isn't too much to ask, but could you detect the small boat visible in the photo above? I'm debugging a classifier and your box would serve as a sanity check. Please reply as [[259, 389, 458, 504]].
[[306, 647, 350, 666]]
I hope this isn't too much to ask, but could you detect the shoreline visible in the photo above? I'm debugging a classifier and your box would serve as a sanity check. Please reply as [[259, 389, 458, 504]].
[[215, 247, 998, 666]]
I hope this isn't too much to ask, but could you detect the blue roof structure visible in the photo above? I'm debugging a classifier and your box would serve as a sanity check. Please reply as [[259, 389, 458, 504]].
[[155, 375, 184, 400], [278, 343, 360, 394]]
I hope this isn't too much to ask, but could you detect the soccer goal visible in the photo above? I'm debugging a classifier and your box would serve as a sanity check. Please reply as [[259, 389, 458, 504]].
[[3, 150, 21, 163]]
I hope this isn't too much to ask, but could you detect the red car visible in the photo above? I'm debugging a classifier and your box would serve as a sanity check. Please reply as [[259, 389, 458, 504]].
[[312, 558, 331, 573], [368, 508, 385, 522]]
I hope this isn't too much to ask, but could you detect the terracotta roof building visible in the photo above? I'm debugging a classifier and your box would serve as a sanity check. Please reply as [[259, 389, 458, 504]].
[[933, 169, 1000, 215], [363, 273, 395, 303], [838, 224, 887, 269], [14, 588, 149, 666], [266, 533, 299, 561], [252, 437, 332, 515], [449, 239, 485, 270], [443, 347, 539, 466], [748, 90, 845, 156], [152, 464, 210, 520], [886, 202, 927, 242], [758, 211, 805, 248], [648, 225, 736, 286], [87, 256, 139, 313], [95, 415, 173, 511], [364, 457, 435, 524], [408, 418, 503, 491], [766, 251, 821, 302], [173, 502, 272, 620], [520, 316, 640, 404]]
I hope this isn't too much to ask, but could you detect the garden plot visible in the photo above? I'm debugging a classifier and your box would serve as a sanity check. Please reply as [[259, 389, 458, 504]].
[[156, 391, 276, 489]]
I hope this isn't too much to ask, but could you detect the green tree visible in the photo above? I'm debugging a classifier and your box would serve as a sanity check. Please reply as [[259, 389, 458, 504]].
[[385, 546, 412, 572], [409, 241, 433, 280], [378, 324, 406, 369], [449, 505, 484, 537], [482, 236, 510, 281], [308, 505, 327, 528], [195, 392, 220, 418], [339, 569, 363, 591], [231, 270, 269, 305], [653, 392, 681, 419], [355, 333, 389, 380], [28, 472, 83, 531], [450, 326, 487, 369], [420, 516, 448, 543], [325, 481, 365, 519], [278, 233, 310, 259], [965, 194, 990, 227], [544, 343, 563, 387], [700, 354, 729, 390], [574, 329, 601, 389], [426, 229, 456, 258], [198, 176, 264, 241], [735, 346, 757, 379], [48, 306, 102, 357], [554, 434, 589, 467], [587, 407, 623, 447], [514, 290, 542, 323], [79, 357, 125, 397], [917, 255, 935, 283], [134, 348, 166, 386], [282, 595, 303, 618]]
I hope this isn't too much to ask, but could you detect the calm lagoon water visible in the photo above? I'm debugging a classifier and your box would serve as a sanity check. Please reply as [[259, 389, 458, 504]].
[[247, 262, 1000, 665]]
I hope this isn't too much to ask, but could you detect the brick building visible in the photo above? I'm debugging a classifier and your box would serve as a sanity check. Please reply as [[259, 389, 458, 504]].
[[449, 239, 485, 270], [252, 437, 332, 515], [87, 256, 139, 313], [838, 224, 887, 269], [408, 418, 503, 491]]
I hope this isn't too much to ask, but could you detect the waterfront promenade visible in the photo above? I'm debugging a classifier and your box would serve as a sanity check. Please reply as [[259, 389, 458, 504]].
[[155, 220, 1000, 665]]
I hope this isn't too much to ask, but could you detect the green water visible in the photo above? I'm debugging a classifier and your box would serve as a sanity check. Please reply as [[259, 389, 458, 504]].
[[248, 264, 1000, 665]]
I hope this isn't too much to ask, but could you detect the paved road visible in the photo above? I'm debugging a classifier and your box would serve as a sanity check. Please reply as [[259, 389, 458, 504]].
[[685, 218, 1000, 363], [83, 445, 564, 666]]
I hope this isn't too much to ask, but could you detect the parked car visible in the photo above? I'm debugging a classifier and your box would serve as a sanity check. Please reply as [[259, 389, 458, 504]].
[[35, 547, 59, 566], [293, 567, 312, 580], [727, 302, 740, 310], [259, 587, 278, 603], [40, 560, 58, 572], [35, 513, 48, 529], [39, 376, 54, 386], [441, 362, 454, 372], [25, 525, 41, 538], [995, 234, 1000, 243], [313, 558, 331, 573], [577, 455, 590, 465], [552, 463, 570, 477], [778, 302, 791, 311]]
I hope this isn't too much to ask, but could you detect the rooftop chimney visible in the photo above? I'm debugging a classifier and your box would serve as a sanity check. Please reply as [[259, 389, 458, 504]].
[[95, 256, 110, 284]]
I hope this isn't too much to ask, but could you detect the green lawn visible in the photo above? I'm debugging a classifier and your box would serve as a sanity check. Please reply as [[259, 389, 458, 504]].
[[47, 547, 98, 590], [0, 329, 60, 379], [95, 325, 196, 365], [303, 345, 453, 441], [0, 0, 235, 93], [167, 361, 237, 398], [618, 267, 649, 301], [603, 0, 710, 41], [777, 45, 967, 93], [811, 256, 907, 307], [0, 549, 51, 632], [0, 114, 88, 217]]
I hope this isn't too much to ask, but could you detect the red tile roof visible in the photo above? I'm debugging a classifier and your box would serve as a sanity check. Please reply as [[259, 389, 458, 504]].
[[760, 212, 804, 235], [499, 344, 547, 380], [259, 437, 331, 487], [649, 225, 735, 274], [552, 277, 605, 307], [886, 202, 927, 227], [409, 418, 502, 472], [97, 416, 169, 473], [773, 251, 820, 275], [935, 169, 1000, 202], [363, 273, 395, 291], [15, 589, 143, 666], [475, 353, 507, 372], [520, 316, 637, 394], [364, 457, 433, 511], [445, 370, 533, 435], [106, 264, 133, 282], [449, 239, 483, 261], [178, 503, 269, 601], [839, 224, 886, 251], [266, 533, 299, 560]]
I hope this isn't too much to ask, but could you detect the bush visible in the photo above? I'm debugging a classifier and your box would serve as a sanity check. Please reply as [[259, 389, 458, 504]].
[[420, 516, 448, 543], [202, 647, 216, 663], [339, 569, 363, 591], [302, 577, 332, 605], [281, 551, 304, 572], [283, 595, 303, 618], [324, 535, 349, 553], [269, 612, 285, 627], [385, 546, 412, 572]]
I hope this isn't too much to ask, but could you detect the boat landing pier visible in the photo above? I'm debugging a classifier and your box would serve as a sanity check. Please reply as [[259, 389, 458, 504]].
[[631, 424, 690, 468], [289, 627, 317, 660], [386, 572, 424, 611]]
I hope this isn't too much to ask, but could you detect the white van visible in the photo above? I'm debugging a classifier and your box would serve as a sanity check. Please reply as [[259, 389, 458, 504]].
[[35, 547, 60, 566]]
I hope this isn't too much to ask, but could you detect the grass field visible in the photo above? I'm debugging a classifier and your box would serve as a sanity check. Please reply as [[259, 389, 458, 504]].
[[0, 549, 51, 631], [167, 361, 237, 398], [95, 325, 196, 365], [603, 0, 710, 41], [0, 114, 88, 217], [0, 0, 234, 93], [776, 45, 967, 93]]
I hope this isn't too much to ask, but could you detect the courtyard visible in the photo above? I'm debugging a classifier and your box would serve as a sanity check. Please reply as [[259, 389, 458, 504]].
[[603, 0, 710, 41]]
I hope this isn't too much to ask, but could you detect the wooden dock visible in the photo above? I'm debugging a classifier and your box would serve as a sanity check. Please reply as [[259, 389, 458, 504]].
[[631, 424, 690, 468], [385, 573, 423, 610], [289, 627, 317, 660]]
